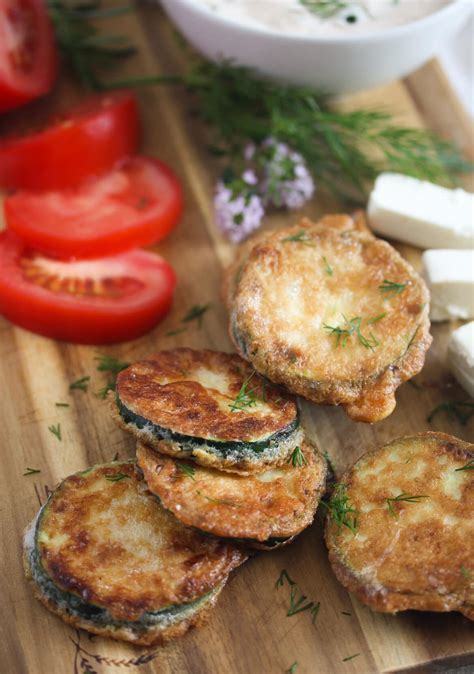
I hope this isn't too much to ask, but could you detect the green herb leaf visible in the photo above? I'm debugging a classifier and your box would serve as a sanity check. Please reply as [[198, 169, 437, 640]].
[[176, 462, 196, 481], [95, 354, 130, 399], [324, 315, 379, 351], [300, 0, 348, 19], [281, 230, 314, 246], [379, 279, 408, 297], [229, 373, 258, 412], [386, 493, 429, 517], [23, 467, 41, 476], [182, 303, 210, 328], [105, 472, 131, 482], [196, 491, 240, 508], [341, 611, 352, 616], [367, 313, 386, 324], [288, 446, 307, 468], [165, 328, 187, 337], [427, 400, 474, 426], [321, 483, 358, 533], [285, 662, 298, 674], [55, 402, 70, 408], [322, 256, 333, 275], [455, 459, 474, 472], [48, 423, 62, 441], [276, 569, 320, 623], [69, 376, 90, 392], [460, 565, 472, 580], [342, 653, 360, 662]]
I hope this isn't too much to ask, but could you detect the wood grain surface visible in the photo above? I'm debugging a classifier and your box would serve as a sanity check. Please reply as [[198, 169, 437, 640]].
[[0, 4, 473, 674]]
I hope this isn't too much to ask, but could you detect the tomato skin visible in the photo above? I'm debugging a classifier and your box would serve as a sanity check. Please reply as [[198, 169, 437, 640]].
[[0, 90, 139, 189], [0, 232, 176, 344], [4, 156, 183, 259], [0, 0, 57, 113]]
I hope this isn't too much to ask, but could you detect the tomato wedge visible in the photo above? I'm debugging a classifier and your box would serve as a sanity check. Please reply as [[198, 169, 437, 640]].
[[0, 90, 139, 189], [4, 156, 183, 259], [0, 0, 57, 113], [0, 232, 176, 344]]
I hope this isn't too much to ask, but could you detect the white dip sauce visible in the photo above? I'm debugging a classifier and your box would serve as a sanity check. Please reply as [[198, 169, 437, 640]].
[[197, 1, 451, 36]]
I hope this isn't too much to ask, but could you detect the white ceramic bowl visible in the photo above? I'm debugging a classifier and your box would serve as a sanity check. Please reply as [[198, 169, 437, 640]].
[[159, 0, 471, 94]]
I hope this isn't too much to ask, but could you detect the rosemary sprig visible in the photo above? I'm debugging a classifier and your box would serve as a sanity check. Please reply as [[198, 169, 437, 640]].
[[95, 354, 130, 399], [23, 467, 41, 476], [69, 376, 90, 392], [229, 373, 258, 412], [105, 472, 131, 482], [276, 570, 320, 623], [196, 491, 240, 507], [176, 462, 196, 481], [322, 256, 333, 276], [321, 483, 358, 533], [281, 230, 314, 246], [182, 303, 210, 328], [300, 0, 348, 19], [379, 279, 408, 297], [455, 460, 474, 472], [288, 446, 307, 468], [427, 400, 474, 426], [324, 315, 379, 351], [386, 493, 429, 517], [48, 423, 62, 441]]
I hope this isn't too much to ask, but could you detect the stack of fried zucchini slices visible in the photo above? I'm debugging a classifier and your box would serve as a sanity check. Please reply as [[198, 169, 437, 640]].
[[224, 213, 432, 423], [114, 348, 327, 548]]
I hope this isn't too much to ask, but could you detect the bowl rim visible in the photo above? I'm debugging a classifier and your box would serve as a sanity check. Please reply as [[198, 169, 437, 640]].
[[165, 0, 469, 44]]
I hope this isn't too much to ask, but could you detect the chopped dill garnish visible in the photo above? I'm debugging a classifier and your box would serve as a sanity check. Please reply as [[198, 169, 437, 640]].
[[182, 303, 210, 328], [342, 653, 360, 662], [276, 569, 320, 622], [386, 493, 429, 517], [460, 565, 472, 579], [69, 376, 90, 392], [427, 400, 474, 426], [341, 611, 352, 616], [23, 467, 41, 476], [324, 315, 379, 351], [455, 459, 474, 472], [286, 662, 299, 674], [281, 230, 314, 246], [105, 472, 131, 482], [367, 313, 386, 324], [48, 423, 61, 441], [379, 279, 407, 297], [229, 373, 258, 412], [196, 491, 240, 507], [55, 402, 70, 408], [165, 328, 187, 337], [176, 463, 196, 481], [288, 446, 307, 468], [300, 0, 348, 19], [95, 354, 130, 399], [322, 256, 333, 276], [321, 483, 358, 533]]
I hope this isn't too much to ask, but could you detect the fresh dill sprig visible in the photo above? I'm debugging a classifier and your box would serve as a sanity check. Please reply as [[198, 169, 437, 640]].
[[321, 483, 358, 533], [322, 256, 333, 276], [95, 354, 130, 399], [281, 230, 314, 246], [48, 423, 62, 441], [55, 402, 70, 408], [105, 472, 131, 482], [69, 376, 90, 392], [427, 400, 474, 425], [341, 611, 352, 616], [324, 315, 379, 351], [23, 467, 41, 476], [286, 662, 299, 674], [276, 570, 320, 622], [176, 462, 196, 481], [165, 327, 187, 337], [461, 565, 472, 579], [379, 279, 408, 297], [342, 654, 360, 663], [367, 313, 386, 324], [196, 491, 240, 507], [386, 493, 429, 517], [300, 0, 348, 19], [229, 373, 258, 412], [288, 446, 307, 468], [455, 459, 474, 472], [182, 303, 210, 328]]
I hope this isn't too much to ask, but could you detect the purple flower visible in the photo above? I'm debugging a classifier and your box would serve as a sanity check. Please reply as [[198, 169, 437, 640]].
[[260, 138, 315, 209], [214, 172, 264, 243]]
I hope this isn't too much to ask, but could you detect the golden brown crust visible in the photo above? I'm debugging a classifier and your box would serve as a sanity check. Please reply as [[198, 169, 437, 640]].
[[325, 432, 474, 619], [226, 213, 431, 423], [23, 547, 223, 646], [115, 349, 297, 442], [136, 440, 327, 543], [33, 462, 246, 622]]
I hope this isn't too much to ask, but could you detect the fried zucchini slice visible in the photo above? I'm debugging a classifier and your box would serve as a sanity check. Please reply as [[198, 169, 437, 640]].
[[325, 432, 474, 619], [113, 348, 302, 474], [137, 440, 327, 546], [23, 462, 246, 646], [226, 214, 432, 423]]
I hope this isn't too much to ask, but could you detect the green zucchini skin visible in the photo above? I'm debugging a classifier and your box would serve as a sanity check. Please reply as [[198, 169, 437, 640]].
[[116, 396, 300, 459]]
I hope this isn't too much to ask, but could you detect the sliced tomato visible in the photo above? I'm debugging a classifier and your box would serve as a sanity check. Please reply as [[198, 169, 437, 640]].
[[0, 0, 57, 113], [0, 90, 139, 189], [4, 156, 183, 259], [0, 231, 176, 344]]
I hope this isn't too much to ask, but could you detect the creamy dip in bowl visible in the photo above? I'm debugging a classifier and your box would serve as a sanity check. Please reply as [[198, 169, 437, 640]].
[[159, 0, 471, 93]]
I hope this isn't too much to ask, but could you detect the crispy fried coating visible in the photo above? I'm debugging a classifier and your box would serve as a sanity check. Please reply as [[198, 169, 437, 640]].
[[225, 213, 432, 423], [325, 432, 474, 618], [137, 440, 327, 544]]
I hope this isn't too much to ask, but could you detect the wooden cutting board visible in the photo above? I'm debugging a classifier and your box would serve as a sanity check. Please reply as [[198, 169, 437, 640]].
[[1, 5, 473, 674]]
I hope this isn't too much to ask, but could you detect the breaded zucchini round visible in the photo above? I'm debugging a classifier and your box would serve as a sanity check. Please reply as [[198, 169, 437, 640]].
[[226, 214, 432, 423], [112, 348, 302, 474], [23, 462, 246, 646], [325, 432, 474, 619], [137, 440, 327, 546]]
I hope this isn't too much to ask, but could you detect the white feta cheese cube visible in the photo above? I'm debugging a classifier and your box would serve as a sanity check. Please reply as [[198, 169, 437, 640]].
[[447, 321, 474, 397], [421, 249, 474, 321]]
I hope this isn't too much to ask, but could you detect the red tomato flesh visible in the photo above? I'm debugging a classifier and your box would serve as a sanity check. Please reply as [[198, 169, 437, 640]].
[[4, 156, 182, 259], [0, 0, 57, 113], [0, 90, 139, 189], [0, 231, 176, 344]]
